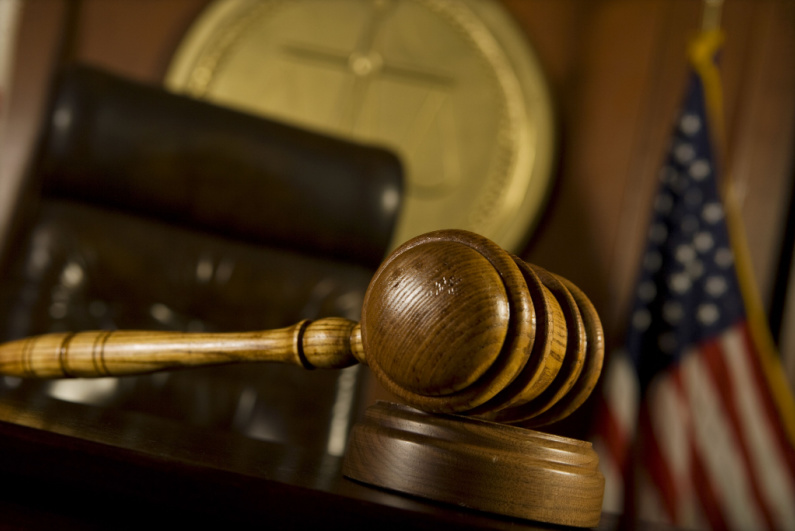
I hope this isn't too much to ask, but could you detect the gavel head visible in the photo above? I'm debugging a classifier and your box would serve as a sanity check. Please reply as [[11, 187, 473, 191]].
[[359, 229, 603, 427]]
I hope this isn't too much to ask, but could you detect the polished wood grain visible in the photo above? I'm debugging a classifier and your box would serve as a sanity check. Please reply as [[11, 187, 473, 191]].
[[526, 276, 605, 428], [361, 230, 537, 415], [0, 229, 603, 425], [462, 258, 568, 419], [343, 401, 604, 528], [472, 263, 586, 425], [0, 318, 363, 378]]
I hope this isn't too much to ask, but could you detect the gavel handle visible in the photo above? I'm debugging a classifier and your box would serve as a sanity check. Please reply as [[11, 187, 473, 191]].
[[0, 317, 364, 379]]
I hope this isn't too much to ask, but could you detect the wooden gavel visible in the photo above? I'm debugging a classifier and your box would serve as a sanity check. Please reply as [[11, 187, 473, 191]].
[[0, 229, 606, 526], [0, 229, 602, 428], [5, 67, 605, 525]]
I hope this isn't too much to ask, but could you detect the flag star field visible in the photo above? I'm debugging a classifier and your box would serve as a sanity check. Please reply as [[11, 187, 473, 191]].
[[627, 80, 744, 392]]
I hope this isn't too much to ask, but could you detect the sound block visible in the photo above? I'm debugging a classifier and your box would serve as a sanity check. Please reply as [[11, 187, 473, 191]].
[[343, 402, 604, 528]]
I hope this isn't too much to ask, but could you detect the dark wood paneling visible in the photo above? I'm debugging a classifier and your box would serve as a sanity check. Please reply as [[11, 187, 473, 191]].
[[72, 0, 211, 83], [0, 0, 66, 257]]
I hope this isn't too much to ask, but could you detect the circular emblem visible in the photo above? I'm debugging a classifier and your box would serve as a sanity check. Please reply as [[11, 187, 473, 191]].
[[166, 0, 555, 252]]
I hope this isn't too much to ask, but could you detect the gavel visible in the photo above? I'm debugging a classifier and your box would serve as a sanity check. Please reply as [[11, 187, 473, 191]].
[[0, 229, 605, 526], [0, 229, 601, 426]]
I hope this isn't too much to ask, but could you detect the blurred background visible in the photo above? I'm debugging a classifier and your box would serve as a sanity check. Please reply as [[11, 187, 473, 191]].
[[0, 0, 792, 528]]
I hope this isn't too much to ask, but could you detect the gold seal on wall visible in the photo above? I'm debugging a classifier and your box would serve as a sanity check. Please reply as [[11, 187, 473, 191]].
[[166, 0, 555, 252]]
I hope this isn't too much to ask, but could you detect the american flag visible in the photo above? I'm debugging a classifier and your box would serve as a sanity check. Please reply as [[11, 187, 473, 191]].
[[592, 31, 795, 530]]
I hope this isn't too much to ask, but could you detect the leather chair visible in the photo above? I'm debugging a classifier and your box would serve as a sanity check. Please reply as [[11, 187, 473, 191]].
[[0, 64, 403, 458]]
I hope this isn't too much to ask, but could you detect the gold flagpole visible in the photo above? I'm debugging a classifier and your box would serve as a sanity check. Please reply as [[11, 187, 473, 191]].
[[698, 0, 795, 443], [701, 0, 724, 32]]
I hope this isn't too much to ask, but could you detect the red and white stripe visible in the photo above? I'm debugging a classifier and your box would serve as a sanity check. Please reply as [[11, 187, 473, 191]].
[[592, 350, 639, 514], [595, 322, 795, 530]]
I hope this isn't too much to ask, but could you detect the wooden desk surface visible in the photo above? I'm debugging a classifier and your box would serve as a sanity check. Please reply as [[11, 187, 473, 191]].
[[0, 393, 674, 530]]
